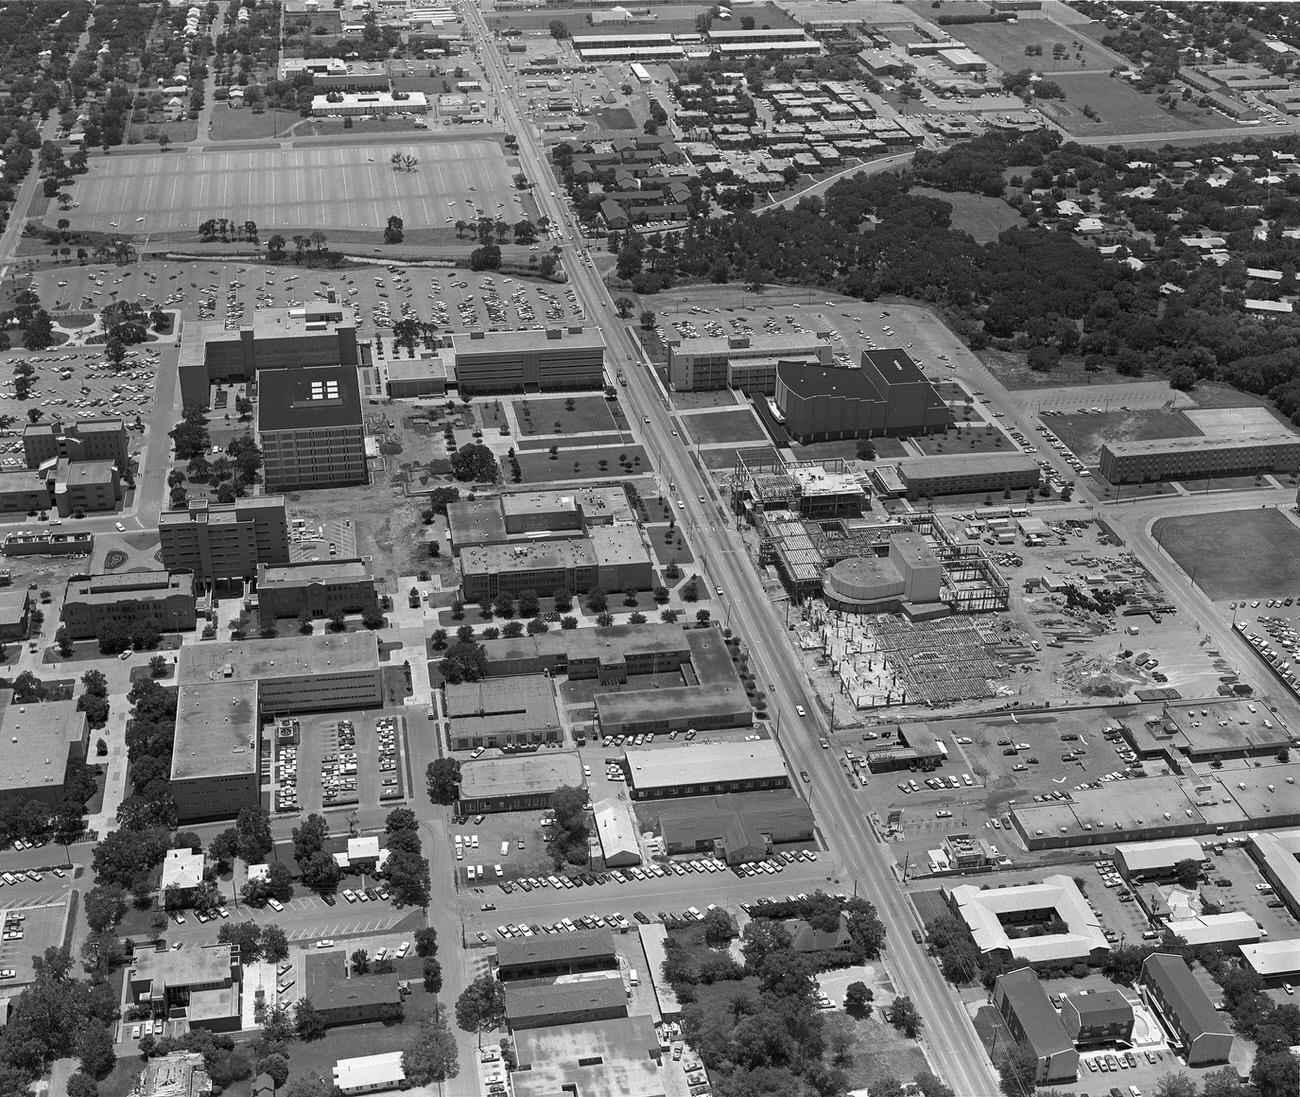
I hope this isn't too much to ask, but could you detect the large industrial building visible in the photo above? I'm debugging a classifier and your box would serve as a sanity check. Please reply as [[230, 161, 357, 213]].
[[256, 365, 367, 492], [1141, 954, 1233, 1066], [170, 635, 382, 822], [255, 558, 380, 620], [624, 740, 789, 800], [650, 791, 814, 862], [773, 351, 952, 443], [992, 968, 1079, 1084], [947, 875, 1108, 968], [61, 570, 197, 640], [177, 296, 358, 409], [159, 497, 291, 583], [0, 696, 88, 808], [667, 332, 833, 393], [449, 327, 607, 394]]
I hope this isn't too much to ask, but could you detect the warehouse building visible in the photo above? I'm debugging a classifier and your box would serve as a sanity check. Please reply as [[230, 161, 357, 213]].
[[160, 497, 291, 584], [449, 327, 606, 394], [23, 417, 128, 470], [505, 976, 628, 1030], [311, 90, 429, 117], [1141, 954, 1233, 1065], [650, 791, 814, 863], [1114, 837, 1206, 880], [1123, 698, 1293, 763], [456, 753, 583, 815], [992, 968, 1079, 1084], [497, 927, 618, 981], [667, 332, 832, 392], [1247, 829, 1300, 917], [624, 740, 789, 801], [256, 365, 367, 492], [171, 635, 382, 822], [177, 297, 358, 409], [443, 676, 561, 752], [1059, 989, 1134, 1047], [510, 1016, 663, 1097], [891, 451, 1041, 498], [948, 875, 1108, 968], [593, 797, 641, 867], [255, 558, 380, 621], [0, 696, 88, 809], [61, 570, 196, 640], [774, 351, 952, 442], [1100, 430, 1300, 484], [638, 923, 681, 1021]]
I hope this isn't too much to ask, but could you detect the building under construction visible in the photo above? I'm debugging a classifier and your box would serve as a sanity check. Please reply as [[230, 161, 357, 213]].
[[728, 450, 868, 521]]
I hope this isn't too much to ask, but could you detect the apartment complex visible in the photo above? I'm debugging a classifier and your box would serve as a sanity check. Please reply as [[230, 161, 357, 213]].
[[449, 327, 607, 394], [255, 558, 380, 620], [300, 950, 402, 1027], [992, 968, 1079, 1084], [774, 351, 952, 442], [0, 696, 88, 808], [667, 332, 833, 393], [171, 634, 382, 821], [61, 570, 197, 640], [1141, 954, 1233, 1065], [159, 497, 291, 583], [256, 365, 367, 492], [177, 297, 359, 409], [23, 417, 128, 469], [1099, 431, 1300, 484], [1059, 990, 1134, 1046], [496, 928, 618, 981]]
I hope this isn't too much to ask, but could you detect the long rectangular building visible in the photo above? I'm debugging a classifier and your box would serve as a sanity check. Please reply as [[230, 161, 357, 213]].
[[893, 451, 1041, 498], [450, 327, 606, 394], [255, 558, 379, 620], [667, 332, 832, 392], [1141, 954, 1233, 1065], [61, 570, 196, 640], [159, 497, 290, 584], [992, 968, 1079, 1084], [1100, 431, 1300, 484], [624, 740, 789, 800]]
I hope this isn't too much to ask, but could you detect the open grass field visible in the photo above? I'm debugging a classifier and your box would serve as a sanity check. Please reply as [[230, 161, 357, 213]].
[[515, 394, 617, 436], [682, 408, 769, 446], [517, 443, 649, 483], [914, 422, 1014, 456], [944, 17, 1123, 74], [1043, 72, 1232, 137], [1050, 408, 1196, 463], [56, 139, 515, 234], [914, 187, 1026, 244], [1153, 508, 1300, 600]]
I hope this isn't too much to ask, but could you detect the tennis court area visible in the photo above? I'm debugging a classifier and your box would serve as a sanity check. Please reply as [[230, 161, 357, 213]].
[[56, 139, 516, 233]]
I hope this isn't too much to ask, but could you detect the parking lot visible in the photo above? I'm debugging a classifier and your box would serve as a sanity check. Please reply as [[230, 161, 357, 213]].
[[0, 897, 67, 986], [274, 708, 409, 817]]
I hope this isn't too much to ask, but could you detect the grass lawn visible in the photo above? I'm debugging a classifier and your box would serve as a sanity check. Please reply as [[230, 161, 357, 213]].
[[514, 395, 617, 436], [517, 444, 649, 483], [1175, 473, 1278, 494], [913, 424, 1014, 456], [1050, 409, 1196, 463], [913, 187, 1026, 244], [671, 390, 744, 411], [978, 347, 1145, 391], [682, 409, 770, 446], [930, 16, 1120, 73], [1044, 71, 1229, 137], [789, 439, 864, 463], [1153, 508, 1300, 600], [210, 107, 293, 141], [646, 522, 694, 566], [827, 1014, 929, 1091], [592, 107, 636, 131]]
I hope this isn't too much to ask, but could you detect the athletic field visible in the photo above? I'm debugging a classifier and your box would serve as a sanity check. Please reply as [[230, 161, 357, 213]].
[[59, 140, 515, 233]]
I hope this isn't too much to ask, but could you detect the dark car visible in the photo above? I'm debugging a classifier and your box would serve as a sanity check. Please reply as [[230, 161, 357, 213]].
[[911, 928, 923, 944], [634, 911, 650, 924], [320, 892, 337, 906], [365, 888, 379, 901]]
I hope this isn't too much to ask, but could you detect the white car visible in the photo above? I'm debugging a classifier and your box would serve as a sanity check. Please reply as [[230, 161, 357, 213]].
[[115, 522, 125, 532]]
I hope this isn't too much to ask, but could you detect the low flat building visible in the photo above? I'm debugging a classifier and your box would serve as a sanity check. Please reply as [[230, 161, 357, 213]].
[[456, 753, 583, 814], [637, 923, 681, 1020], [332, 1052, 405, 1096], [311, 90, 429, 116], [129, 945, 241, 1032], [1060, 989, 1135, 1046], [61, 570, 196, 640], [504, 975, 628, 1029], [444, 676, 561, 751], [301, 950, 402, 1026], [992, 967, 1079, 1084], [1248, 829, 1300, 917], [0, 587, 31, 642], [1141, 953, 1233, 1065], [593, 797, 641, 867], [1162, 911, 1260, 949], [1240, 938, 1300, 984], [1114, 838, 1206, 880], [651, 791, 814, 863], [159, 497, 291, 584], [481, 623, 693, 681], [255, 558, 379, 620], [0, 695, 88, 808], [450, 327, 606, 394], [667, 332, 832, 392], [497, 927, 618, 981], [510, 1015, 663, 1097], [1100, 430, 1300, 484], [624, 739, 789, 801], [893, 451, 1041, 498], [948, 875, 1108, 968], [256, 365, 367, 492]]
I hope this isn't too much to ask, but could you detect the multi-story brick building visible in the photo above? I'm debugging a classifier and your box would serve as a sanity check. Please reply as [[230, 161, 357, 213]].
[[61, 570, 196, 640], [159, 497, 290, 584], [256, 365, 367, 492], [1100, 432, 1300, 484], [255, 558, 380, 620], [449, 327, 607, 394], [23, 417, 128, 469]]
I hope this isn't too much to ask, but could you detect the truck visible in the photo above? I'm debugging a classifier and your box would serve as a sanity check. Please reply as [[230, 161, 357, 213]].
[[617, 368, 628, 387]]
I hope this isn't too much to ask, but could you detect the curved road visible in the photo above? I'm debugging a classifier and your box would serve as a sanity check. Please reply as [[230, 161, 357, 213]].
[[458, 4, 1000, 1092]]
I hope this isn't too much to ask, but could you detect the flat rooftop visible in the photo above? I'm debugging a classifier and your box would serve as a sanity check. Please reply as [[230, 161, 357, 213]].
[[668, 331, 825, 357], [256, 364, 363, 432], [951, 874, 1108, 964], [497, 926, 616, 970], [159, 496, 287, 528], [458, 752, 583, 800], [1240, 938, 1300, 977], [511, 1015, 661, 1097], [67, 570, 192, 604], [596, 682, 749, 728], [625, 739, 785, 790], [1103, 430, 1300, 457], [133, 944, 235, 990], [0, 696, 85, 795], [896, 451, 1041, 479], [172, 680, 259, 782], [178, 633, 379, 684], [505, 975, 627, 1021], [484, 623, 692, 668], [451, 327, 606, 355], [459, 539, 595, 577], [258, 558, 373, 587], [444, 676, 559, 738]]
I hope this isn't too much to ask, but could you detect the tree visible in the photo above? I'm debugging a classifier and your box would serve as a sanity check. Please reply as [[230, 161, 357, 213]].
[[235, 806, 273, 863], [868, 1079, 902, 1097], [415, 926, 438, 958], [157, 133, 171, 152], [1174, 858, 1201, 890], [294, 999, 326, 1041], [997, 1041, 1038, 1097], [262, 925, 290, 965], [450, 442, 500, 483], [427, 757, 462, 805], [845, 981, 873, 1018], [95, 619, 132, 655], [67, 1075, 98, 1097], [614, 296, 633, 318], [913, 1071, 955, 1097], [76, 1023, 116, 1080], [884, 995, 921, 1038], [455, 974, 506, 1033], [548, 19, 569, 38], [1154, 1073, 1198, 1097], [351, 948, 370, 975], [422, 957, 442, 992], [148, 654, 169, 678], [383, 847, 431, 910], [384, 214, 404, 245], [257, 1055, 290, 1088], [702, 907, 737, 944], [218, 921, 264, 962], [402, 1007, 460, 1085], [83, 886, 127, 935], [640, 309, 657, 330]]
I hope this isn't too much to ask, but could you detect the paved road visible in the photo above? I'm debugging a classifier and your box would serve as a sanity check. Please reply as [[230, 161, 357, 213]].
[[462, 10, 1001, 1094]]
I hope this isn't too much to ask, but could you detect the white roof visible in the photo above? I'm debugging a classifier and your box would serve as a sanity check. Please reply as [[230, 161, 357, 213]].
[[951, 874, 1108, 964], [348, 836, 380, 860], [1164, 911, 1260, 947], [332, 1052, 405, 1093], [1114, 837, 1205, 872], [593, 798, 641, 863], [1240, 938, 1300, 977], [246, 863, 269, 883], [1248, 830, 1300, 906], [161, 848, 205, 891]]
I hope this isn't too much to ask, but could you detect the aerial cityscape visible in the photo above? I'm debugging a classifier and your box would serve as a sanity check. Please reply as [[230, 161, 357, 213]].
[[0, 2, 1296, 1097]]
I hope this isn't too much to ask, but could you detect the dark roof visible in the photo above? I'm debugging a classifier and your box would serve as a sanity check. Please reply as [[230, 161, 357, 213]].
[[995, 967, 1075, 1058], [302, 950, 400, 1011], [784, 912, 852, 953], [497, 927, 617, 971], [656, 791, 814, 848], [1142, 954, 1232, 1041], [1062, 989, 1133, 1026], [861, 349, 929, 386], [256, 364, 363, 432], [777, 361, 884, 401], [505, 977, 628, 1022]]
